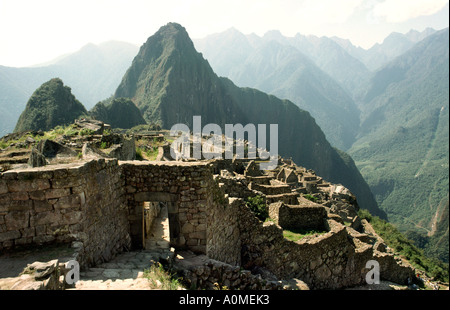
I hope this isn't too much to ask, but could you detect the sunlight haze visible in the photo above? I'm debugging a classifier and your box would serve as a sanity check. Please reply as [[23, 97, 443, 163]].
[[0, 0, 448, 67]]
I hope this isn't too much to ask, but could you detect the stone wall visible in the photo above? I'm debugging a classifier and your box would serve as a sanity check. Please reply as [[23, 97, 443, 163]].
[[207, 197, 414, 289], [206, 198, 242, 266], [214, 174, 258, 201], [121, 161, 217, 254], [0, 159, 131, 269], [269, 202, 328, 231], [180, 258, 284, 290]]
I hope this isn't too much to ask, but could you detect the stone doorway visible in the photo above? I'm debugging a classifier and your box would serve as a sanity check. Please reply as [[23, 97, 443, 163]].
[[142, 202, 171, 250]]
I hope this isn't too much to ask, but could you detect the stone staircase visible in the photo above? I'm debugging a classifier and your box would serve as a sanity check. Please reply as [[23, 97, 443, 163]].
[[72, 248, 175, 290]]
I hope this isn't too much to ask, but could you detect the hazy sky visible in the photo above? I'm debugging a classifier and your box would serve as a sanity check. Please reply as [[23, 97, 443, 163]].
[[0, 0, 448, 67]]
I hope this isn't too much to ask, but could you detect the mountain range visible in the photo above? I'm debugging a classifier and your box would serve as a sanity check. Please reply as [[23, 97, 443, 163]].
[[194, 26, 449, 263]]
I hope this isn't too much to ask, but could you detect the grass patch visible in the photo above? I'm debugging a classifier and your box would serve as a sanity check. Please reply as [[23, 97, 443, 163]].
[[135, 148, 144, 160], [143, 263, 184, 290], [303, 194, 319, 203], [283, 228, 328, 242]]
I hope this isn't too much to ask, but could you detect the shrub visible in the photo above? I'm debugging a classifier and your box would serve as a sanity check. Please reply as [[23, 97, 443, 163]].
[[135, 148, 144, 160], [79, 128, 94, 136], [143, 263, 183, 290], [246, 195, 268, 221], [303, 194, 319, 202]]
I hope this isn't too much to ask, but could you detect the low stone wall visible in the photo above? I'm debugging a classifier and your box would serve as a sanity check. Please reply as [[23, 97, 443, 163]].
[[214, 175, 257, 201], [249, 183, 291, 196], [266, 192, 299, 205], [0, 159, 131, 269], [180, 258, 284, 290], [213, 198, 415, 289], [269, 202, 327, 231]]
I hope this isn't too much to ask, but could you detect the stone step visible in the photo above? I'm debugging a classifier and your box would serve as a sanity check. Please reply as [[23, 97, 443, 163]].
[[72, 248, 175, 290]]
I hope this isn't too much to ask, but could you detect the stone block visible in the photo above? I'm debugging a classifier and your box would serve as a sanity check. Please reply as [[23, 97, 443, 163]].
[[0, 181, 7, 195], [10, 191, 29, 201], [52, 177, 84, 189], [52, 169, 69, 179], [7, 180, 31, 192], [8, 200, 33, 212], [32, 179, 51, 191], [31, 211, 63, 226], [7, 179, 51, 192], [45, 188, 70, 200], [0, 194, 11, 209], [62, 211, 83, 225], [196, 223, 207, 231], [186, 238, 199, 246], [181, 222, 194, 234], [0, 230, 21, 242], [20, 227, 36, 238], [35, 225, 46, 236], [1, 171, 17, 180], [5, 211, 30, 230], [29, 190, 46, 201], [54, 195, 81, 211], [14, 237, 33, 246], [189, 231, 206, 240]]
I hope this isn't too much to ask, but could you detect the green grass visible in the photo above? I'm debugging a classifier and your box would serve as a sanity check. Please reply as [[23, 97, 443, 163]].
[[135, 148, 144, 160], [145, 146, 159, 160], [143, 263, 184, 290], [303, 194, 319, 203], [283, 228, 328, 242]]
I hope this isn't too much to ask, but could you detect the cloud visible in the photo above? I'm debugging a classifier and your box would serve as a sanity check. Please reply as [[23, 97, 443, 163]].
[[296, 0, 364, 24], [373, 0, 449, 23]]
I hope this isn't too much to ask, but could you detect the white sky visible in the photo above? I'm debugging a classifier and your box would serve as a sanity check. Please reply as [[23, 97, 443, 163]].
[[0, 0, 448, 67]]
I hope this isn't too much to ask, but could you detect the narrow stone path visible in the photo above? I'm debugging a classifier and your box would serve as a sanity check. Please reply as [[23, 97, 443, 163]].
[[72, 248, 174, 290]]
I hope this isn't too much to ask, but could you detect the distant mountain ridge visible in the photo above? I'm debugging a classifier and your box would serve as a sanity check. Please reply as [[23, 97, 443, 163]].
[[194, 29, 362, 150], [332, 27, 437, 71], [349, 28, 449, 262], [0, 41, 138, 136]]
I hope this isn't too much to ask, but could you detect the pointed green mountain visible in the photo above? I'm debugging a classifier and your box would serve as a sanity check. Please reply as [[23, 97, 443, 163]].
[[14, 78, 87, 132], [114, 23, 385, 218]]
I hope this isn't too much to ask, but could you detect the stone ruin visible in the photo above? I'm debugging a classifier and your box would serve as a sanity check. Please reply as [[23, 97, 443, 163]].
[[0, 130, 418, 290]]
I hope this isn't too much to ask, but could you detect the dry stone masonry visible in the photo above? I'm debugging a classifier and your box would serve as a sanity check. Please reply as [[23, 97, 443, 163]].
[[0, 150, 417, 289]]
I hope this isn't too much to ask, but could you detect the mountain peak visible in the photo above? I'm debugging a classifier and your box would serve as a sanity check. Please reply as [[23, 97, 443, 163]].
[[114, 22, 215, 124], [156, 22, 188, 36], [14, 78, 87, 132]]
